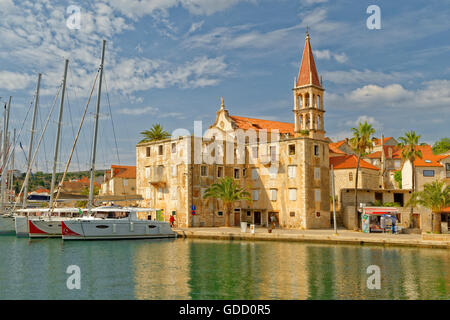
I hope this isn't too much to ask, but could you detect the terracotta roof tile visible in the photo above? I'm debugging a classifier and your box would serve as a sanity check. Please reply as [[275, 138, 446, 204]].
[[329, 141, 347, 155], [112, 165, 136, 179], [330, 155, 379, 171], [229, 115, 294, 135]]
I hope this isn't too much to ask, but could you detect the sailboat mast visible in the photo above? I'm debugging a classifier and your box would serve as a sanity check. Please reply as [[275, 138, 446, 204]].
[[49, 60, 69, 211], [23, 73, 41, 208], [9, 129, 15, 201], [88, 40, 106, 214], [1, 97, 11, 211]]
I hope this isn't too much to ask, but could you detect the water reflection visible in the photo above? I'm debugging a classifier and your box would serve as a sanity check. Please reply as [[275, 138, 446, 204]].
[[0, 236, 448, 300]]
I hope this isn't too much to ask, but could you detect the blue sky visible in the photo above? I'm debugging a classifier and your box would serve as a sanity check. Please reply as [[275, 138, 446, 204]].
[[0, 0, 449, 172]]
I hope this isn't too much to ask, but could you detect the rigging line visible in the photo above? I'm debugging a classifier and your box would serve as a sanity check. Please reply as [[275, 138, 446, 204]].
[[12, 83, 63, 212], [65, 85, 82, 172], [103, 72, 121, 164], [50, 69, 100, 212], [104, 72, 130, 202], [68, 63, 90, 171]]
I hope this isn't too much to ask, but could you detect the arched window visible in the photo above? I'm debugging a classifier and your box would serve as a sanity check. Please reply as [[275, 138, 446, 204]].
[[305, 93, 310, 107]]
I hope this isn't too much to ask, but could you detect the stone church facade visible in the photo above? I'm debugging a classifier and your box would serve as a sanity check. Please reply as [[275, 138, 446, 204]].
[[136, 32, 331, 229]]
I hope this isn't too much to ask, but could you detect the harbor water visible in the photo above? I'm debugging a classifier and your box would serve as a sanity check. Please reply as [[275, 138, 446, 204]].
[[0, 236, 448, 300]]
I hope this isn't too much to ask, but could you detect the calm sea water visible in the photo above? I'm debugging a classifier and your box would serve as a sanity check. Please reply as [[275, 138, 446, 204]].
[[0, 236, 448, 300]]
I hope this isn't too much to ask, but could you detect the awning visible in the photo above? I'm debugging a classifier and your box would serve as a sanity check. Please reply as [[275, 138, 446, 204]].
[[363, 207, 399, 215]]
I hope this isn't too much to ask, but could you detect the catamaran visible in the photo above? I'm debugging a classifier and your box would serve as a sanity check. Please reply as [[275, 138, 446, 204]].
[[62, 206, 176, 240], [33, 40, 176, 240]]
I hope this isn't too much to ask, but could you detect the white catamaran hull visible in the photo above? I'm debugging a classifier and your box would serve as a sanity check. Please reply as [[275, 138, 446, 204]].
[[15, 216, 29, 237], [62, 219, 177, 240], [0, 215, 15, 235]]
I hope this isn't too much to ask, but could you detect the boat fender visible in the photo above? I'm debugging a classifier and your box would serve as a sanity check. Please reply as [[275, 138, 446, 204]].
[[130, 222, 134, 232], [113, 224, 116, 234]]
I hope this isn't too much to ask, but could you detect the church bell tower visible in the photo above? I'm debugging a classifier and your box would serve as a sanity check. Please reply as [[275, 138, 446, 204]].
[[293, 30, 325, 139]]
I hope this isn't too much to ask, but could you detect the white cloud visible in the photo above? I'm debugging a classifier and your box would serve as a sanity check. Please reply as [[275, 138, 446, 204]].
[[345, 115, 383, 131], [348, 84, 413, 104], [315, 49, 347, 63], [106, 0, 252, 19], [327, 80, 450, 111], [188, 21, 204, 34], [109, 56, 229, 94], [0, 71, 34, 90], [118, 106, 159, 115], [185, 23, 304, 50]]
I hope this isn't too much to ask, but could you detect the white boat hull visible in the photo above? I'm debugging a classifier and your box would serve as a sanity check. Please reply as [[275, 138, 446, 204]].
[[0, 215, 15, 235], [15, 216, 29, 237], [62, 219, 177, 240]]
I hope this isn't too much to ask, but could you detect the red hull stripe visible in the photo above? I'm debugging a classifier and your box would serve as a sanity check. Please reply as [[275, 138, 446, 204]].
[[61, 221, 81, 237], [28, 220, 48, 235]]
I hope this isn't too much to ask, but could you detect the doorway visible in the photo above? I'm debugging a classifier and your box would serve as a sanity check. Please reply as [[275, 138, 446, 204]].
[[254, 211, 261, 225], [234, 209, 241, 226]]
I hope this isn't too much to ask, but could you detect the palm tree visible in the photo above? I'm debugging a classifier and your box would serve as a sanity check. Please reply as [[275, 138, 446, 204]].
[[139, 123, 170, 143], [397, 130, 423, 227], [349, 121, 375, 221], [203, 177, 251, 227], [407, 180, 450, 233]]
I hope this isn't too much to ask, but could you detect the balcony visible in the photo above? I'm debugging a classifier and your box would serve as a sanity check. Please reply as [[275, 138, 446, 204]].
[[148, 168, 166, 185]]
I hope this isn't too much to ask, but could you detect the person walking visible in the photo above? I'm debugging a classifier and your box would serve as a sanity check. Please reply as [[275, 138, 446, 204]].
[[270, 214, 277, 230], [170, 214, 175, 228]]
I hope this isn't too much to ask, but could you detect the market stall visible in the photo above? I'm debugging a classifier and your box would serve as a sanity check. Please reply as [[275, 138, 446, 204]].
[[361, 207, 400, 234]]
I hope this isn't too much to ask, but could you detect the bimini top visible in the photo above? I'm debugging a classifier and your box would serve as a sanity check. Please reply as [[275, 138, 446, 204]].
[[15, 208, 86, 213], [90, 206, 158, 213]]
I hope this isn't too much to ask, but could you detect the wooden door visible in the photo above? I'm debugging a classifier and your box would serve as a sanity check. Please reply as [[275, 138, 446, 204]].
[[234, 212, 240, 226]]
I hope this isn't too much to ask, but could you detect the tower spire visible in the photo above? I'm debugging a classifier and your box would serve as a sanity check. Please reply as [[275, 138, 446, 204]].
[[296, 30, 320, 87]]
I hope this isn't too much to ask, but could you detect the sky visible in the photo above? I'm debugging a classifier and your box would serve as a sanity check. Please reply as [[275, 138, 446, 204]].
[[0, 0, 449, 173]]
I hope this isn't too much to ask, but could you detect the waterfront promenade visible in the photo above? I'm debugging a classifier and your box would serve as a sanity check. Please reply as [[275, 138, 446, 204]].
[[174, 227, 449, 249]]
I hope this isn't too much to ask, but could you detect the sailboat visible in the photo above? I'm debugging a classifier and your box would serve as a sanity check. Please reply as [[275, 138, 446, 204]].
[[62, 40, 176, 240]]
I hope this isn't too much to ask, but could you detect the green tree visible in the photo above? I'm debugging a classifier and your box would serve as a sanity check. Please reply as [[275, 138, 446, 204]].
[[349, 121, 375, 219], [394, 170, 402, 189], [139, 123, 170, 144], [397, 130, 423, 226], [407, 180, 450, 233], [432, 138, 450, 155], [203, 177, 251, 227]]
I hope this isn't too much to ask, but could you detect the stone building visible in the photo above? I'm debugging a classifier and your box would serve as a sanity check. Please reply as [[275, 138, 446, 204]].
[[100, 165, 137, 196], [330, 154, 380, 215], [100, 165, 139, 206], [136, 32, 331, 229], [339, 188, 413, 230], [401, 145, 450, 231]]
